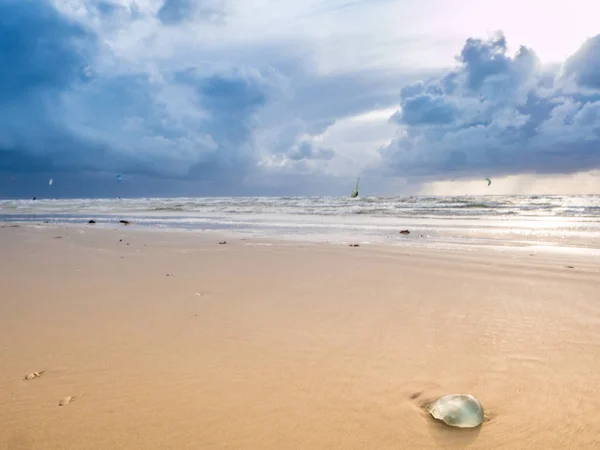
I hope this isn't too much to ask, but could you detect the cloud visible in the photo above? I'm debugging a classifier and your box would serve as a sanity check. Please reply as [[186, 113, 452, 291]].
[[380, 32, 600, 181], [562, 35, 600, 90], [0, 0, 95, 101], [287, 141, 335, 161], [95, 1, 123, 17], [0, 0, 107, 177], [0, 0, 287, 185], [391, 94, 455, 125], [157, 0, 226, 26]]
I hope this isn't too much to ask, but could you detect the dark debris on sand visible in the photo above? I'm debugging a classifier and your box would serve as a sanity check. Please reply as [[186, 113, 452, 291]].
[[399, 229, 410, 235], [219, 241, 227, 245], [88, 220, 96, 224], [119, 220, 130, 225], [349, 244, 360, 247]]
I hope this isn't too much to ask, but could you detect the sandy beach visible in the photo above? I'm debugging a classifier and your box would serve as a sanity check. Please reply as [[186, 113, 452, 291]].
[[1, 223, 600, 449]]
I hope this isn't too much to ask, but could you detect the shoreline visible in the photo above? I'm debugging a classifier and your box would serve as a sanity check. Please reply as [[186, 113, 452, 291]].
[[2, 195, 600, 255], [3, 217, 600, 260]]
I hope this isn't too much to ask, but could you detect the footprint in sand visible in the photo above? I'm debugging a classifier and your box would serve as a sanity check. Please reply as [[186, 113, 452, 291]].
[[58, 396, 76, 406], [23, 371, 45, 380]]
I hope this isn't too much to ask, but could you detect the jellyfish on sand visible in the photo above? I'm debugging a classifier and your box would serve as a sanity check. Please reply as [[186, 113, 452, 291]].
[[426, 394, 484, 428]]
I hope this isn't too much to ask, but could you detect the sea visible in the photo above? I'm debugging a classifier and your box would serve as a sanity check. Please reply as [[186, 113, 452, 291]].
[[1, 195, 600, 254]]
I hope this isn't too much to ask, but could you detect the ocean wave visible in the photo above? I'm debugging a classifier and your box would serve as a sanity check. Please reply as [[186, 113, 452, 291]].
[[1, 195, 600, 219], [456, 203, 490, 208]]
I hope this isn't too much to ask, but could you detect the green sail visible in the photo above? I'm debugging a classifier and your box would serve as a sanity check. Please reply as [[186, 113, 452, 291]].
[[351, 177, 360, 198]]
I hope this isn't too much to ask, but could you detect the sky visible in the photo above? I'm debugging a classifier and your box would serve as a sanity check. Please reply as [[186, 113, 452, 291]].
[[1, 0, 600, 198]]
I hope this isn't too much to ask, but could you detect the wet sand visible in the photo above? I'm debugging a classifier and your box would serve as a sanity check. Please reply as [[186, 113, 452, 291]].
[[1, 223, 600, 449]]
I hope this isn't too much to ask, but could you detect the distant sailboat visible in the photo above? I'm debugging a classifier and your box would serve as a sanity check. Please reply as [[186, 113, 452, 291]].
[[350, 177, 360, 198]]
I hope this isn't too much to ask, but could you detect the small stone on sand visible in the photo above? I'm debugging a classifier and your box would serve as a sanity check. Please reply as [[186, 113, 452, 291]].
[[58, 396, 75, 406]]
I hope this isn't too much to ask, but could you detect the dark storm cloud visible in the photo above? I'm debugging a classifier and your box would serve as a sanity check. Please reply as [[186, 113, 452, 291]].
[[0, 0, 283, 195], [0, 0, 94, 101]]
